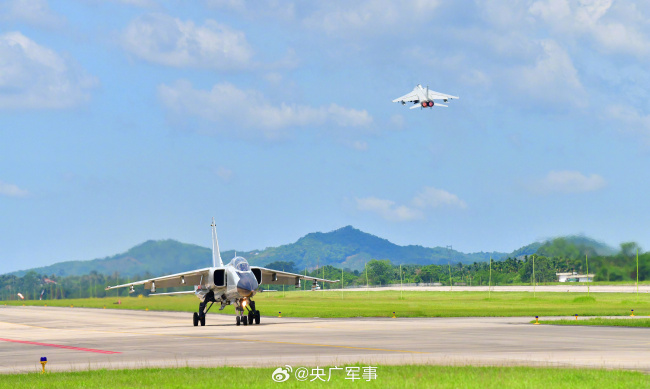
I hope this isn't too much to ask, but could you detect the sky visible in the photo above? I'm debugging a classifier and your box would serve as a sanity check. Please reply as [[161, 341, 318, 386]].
[[1, 0, 650, 274]]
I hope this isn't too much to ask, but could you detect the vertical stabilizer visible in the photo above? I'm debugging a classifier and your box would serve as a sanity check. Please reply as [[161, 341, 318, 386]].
[[211, 217, 224, 267]]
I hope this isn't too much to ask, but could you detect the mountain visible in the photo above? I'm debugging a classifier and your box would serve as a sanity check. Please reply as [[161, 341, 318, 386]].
[[8, 239, 261, 278], [246, 226, 515, 270], [536, 235, 617, 258], [9, 240, 208, 278], [6, 226, 574, 278], [510, 242, 544, 259]]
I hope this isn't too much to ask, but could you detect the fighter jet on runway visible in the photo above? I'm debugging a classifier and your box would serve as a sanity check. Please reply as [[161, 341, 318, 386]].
[[106, 219, 338, 327], [393, 84, 459, 109]]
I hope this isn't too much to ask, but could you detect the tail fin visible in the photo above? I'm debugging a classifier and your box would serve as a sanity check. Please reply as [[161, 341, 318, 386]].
[[211, 217, 224, 267]]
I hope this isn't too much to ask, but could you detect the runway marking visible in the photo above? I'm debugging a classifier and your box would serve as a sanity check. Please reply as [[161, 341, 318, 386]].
[[0, 338, 121, 354]]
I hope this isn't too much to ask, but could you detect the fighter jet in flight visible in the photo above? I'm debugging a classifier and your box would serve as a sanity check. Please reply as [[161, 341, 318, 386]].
[[106, 219, 338, 327], [393, 84, 459, 109]]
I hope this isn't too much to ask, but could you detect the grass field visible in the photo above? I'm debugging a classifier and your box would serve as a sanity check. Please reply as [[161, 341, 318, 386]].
[[4, 290, 650, 318], [538, 317, 650, 327], [482, 281, 650, 286], [4, 365, 649, 389]]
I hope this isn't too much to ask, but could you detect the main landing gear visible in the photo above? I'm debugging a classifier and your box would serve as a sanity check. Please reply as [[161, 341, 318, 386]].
[[194, 291, 216, 327], [235, 300, 261, 326]]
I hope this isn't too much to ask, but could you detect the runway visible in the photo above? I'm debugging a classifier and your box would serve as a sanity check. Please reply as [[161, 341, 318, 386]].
[[1, 305, 649, 373]]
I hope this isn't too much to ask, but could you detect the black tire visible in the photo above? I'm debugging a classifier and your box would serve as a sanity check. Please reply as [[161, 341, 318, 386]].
[[248, 313, 254, 325], [193, 312, 199, 327], [236, 315, 241, 326], [242, 316, 248, 326], [200, 315, 206, 326], [255, 310, 260, 325]]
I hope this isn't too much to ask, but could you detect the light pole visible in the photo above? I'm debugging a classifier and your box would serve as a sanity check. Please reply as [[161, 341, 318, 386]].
[[446, 245, 453, 291]]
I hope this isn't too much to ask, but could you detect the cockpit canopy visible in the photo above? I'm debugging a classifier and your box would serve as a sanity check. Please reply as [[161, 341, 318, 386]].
[[230, 256, 250, 272]]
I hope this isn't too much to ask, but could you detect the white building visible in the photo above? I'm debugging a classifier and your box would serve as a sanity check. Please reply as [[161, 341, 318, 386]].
[[556, 272, 594, 282]]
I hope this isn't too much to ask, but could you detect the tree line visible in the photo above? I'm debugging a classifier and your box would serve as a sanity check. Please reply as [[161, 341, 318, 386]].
[[251, 238, 650, 289], [2, 238, 648, 300]]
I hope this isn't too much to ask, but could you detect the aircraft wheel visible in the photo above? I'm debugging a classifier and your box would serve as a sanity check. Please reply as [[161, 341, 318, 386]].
[[236, 316, 241, 326], [255, 311, 260, 325], [248, 312, 254, 325], [200, 315, 206, 326], [193, 312, 199, 327], [242, 316, 248, 326]]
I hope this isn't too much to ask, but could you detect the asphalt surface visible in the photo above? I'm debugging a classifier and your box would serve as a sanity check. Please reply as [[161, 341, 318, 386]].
[[1, 305, 649, 374]]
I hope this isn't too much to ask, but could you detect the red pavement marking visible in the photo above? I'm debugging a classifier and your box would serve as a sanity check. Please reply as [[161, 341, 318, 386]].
[[0, 338, 121, 354]]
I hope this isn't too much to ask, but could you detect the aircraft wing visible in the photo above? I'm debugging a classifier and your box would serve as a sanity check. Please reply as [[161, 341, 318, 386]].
[[148, 290, 196, 296], [392, 90, 419, 103], [427, 89, 459, 101], [251, 267, 339, 286], [105, 267, 213, 292]]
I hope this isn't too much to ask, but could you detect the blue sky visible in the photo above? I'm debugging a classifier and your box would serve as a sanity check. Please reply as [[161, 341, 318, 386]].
[[1, 0, 650, 274]]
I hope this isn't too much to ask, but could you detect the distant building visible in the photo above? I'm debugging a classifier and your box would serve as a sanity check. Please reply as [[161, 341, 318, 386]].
[[556, 272, 594, 282]]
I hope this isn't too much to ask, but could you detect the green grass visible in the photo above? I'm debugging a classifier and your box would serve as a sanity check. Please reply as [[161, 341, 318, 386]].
[[3, 365, 648, 389], [493, 280, 650, 286], [538, 317, 650, 328], [4, 290, 650, 318]]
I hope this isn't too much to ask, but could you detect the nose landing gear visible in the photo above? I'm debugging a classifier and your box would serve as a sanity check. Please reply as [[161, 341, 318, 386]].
[[236, 300, 260, 326]]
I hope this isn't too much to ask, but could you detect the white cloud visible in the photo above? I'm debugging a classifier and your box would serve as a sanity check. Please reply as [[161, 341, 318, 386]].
[[158, 80, 372, 140], [412, 187, 467, 210], [84, 0, 157, 7], [477, 1, 532, 29], [462, 0, 650, 114], [574, 0, 612, 25], [205, 0, 295, 20], [356, 186, 467, 222], [326, 104, 373, 127], [0, 0, 65, 29], [536, 170, 606, 194], [207, 1, 442, 33], [512, 39, 586, 107], [529, 0, 649, 57], [122, 14, 253, 70], [0, 181, 29, 197], [589, 21, 648, 57], [346, 140, 368, 151], [216, 166, 233, 182], [606, 104, 650, 143], [264, 72, 283, 85], [460, 69, 492, 88], [529, 0, 572, 21], [108, 0, 157, 6], [0, 32, 97, 109], [206, 0, 246, 11], [303, 0, 441, 34], [355, 197, 423, 222]]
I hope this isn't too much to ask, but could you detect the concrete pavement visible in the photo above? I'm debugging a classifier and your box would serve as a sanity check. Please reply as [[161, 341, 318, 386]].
[[1, 305, 649, 374]]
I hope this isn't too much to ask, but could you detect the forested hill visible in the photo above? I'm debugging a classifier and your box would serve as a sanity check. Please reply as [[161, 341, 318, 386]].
[[245, 226, 515, 270], [8, 226, 591, 277], [9, 240, 214, 278]]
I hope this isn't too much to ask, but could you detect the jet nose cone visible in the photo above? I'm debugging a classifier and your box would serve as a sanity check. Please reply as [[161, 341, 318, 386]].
[[237, 287, 253, 297], [237, 274, 258, 298]]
